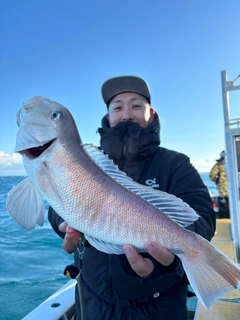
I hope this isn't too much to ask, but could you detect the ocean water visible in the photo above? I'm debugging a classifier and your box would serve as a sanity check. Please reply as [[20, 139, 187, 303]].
[[0, 174, 217, 320], [0, 176, 73, 320], [199, 172, 218, 196]]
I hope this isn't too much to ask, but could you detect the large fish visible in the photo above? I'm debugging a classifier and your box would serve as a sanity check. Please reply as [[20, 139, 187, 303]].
[[6, 96, 240, 309]]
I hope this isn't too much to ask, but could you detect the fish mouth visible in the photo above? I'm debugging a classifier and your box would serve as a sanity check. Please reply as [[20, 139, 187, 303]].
[[19, 138, 56, 159]]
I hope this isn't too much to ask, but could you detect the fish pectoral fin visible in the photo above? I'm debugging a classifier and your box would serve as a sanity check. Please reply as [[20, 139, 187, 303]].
[[6, 178, 45, 230]]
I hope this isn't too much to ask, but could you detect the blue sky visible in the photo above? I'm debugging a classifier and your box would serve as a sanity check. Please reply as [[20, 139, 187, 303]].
[[0, 0, 239, 175]]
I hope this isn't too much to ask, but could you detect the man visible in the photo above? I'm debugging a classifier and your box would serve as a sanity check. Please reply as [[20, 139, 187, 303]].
[[209, 151, 230, 218], [48, 76, 216, 320]]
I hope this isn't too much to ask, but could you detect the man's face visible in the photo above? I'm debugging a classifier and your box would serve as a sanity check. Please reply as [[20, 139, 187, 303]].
[[106, 92, 155, 128]]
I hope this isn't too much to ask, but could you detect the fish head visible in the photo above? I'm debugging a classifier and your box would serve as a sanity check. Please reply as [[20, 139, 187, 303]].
[[15, 96, 81, 159]]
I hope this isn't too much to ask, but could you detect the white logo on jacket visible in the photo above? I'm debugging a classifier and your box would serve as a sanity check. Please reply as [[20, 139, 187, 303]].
[[145, 178, 159, 188]]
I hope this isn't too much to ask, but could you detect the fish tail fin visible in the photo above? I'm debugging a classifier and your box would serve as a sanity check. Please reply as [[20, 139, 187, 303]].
[[179, 237, 240, 309]]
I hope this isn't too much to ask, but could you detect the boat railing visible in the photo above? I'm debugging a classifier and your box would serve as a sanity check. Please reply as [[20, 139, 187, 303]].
[[22, 279, 76, 320], [228, 118, 240, 129]]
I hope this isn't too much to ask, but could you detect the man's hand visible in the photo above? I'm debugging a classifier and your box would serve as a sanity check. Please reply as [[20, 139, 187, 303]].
[[123, 242, 175, 277], [59, 222, 81, 254], [58, 221, 175, 275]]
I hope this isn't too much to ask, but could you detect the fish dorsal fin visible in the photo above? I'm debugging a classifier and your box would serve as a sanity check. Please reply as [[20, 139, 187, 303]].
[[83, 144, 199, 227], [6, 178, 45, 230]]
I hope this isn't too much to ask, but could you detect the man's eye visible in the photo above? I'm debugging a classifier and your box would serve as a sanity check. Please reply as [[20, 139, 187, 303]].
[[114, 106, 122, 111], [133, 105, 141, 109]]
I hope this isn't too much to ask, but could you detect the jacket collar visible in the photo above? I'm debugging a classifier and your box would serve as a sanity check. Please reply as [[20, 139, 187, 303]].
[[97, 113, 161, 167]]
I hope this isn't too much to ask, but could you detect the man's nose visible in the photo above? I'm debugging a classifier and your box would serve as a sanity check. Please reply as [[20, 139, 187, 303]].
[[122, 109, 134, 121]]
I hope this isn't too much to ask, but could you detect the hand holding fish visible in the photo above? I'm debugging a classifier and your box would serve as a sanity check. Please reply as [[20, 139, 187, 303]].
[[59, 219, 175, 277], [123, 243, 175, 277], [59, 222, 81, 254]]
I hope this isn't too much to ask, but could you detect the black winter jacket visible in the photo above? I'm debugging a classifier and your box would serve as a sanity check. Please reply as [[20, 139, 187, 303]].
[[48, 113, 216, 316]]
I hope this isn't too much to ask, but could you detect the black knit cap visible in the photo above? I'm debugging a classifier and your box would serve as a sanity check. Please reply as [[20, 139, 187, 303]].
[[101, 76, 151, 107]]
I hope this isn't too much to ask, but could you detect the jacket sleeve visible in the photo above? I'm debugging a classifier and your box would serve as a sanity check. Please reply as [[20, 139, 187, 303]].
[[165, 152, 216, 241], [48, 206, 66, 239], [209, 163, 219, 182]]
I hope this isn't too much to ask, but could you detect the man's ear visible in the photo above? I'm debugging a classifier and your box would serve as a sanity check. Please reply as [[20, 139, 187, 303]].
[[150, 107, 155, 115], [149, 108, 155, 122]]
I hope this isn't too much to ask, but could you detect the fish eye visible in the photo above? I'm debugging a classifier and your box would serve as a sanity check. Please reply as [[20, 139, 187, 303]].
[[16, 109, 22, 127], [51, 111, 63, 120]]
